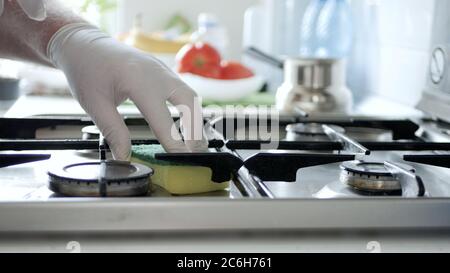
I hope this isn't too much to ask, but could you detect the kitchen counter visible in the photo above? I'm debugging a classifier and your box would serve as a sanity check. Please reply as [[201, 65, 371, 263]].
[[4, 95, 141, 118], [4, 94, 423, 119], [3, 95, 276, 119]]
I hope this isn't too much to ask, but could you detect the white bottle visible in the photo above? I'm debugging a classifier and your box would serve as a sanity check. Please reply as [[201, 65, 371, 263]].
[[191, 13, 229, 58]]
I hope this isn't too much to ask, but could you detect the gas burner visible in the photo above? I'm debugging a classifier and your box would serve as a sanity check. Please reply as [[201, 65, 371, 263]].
[[78, 126, 102, 158], [285, 123, 345, 141], [82, 125, 101, 140], [340, 161, 404, 194], [343, 127, 393, 142], [314, 180, 402, 199], [48, 161, 153, 197]]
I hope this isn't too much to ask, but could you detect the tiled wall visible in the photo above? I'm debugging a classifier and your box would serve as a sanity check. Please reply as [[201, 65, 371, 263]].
[[348, 0, 436, 106]]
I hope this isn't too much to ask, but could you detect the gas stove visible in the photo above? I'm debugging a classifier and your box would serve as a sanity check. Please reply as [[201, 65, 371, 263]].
[[1, 113, 450, 233]]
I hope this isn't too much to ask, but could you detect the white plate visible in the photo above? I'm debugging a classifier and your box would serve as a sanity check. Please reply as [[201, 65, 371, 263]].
[[179, 73, 265, 102]]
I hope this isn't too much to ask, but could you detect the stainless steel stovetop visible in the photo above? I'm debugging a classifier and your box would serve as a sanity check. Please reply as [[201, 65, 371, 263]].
[[1, 114, 450, 233]]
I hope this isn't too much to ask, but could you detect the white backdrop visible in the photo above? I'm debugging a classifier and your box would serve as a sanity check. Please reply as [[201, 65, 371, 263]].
[[116, 0, 438, 107]]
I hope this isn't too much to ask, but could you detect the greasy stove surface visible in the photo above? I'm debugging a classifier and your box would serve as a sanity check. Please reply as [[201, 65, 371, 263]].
[[2, 149, 450, 202], [0, 150, 241, 201], [236, 150, 450, 198], [1, 115, 450, 232]]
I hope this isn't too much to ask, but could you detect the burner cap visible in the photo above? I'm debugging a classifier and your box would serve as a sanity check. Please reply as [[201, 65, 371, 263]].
[[340, 161, 402, 193], [82, 125, 101, 140], [286, 123, 345, 136], [48, 161, 153, 197]]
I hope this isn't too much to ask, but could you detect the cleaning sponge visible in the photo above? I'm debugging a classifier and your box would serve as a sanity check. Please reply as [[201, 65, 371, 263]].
[[131, 145, 229, 195]]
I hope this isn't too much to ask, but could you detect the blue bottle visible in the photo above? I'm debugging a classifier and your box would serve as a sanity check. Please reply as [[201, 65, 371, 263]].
[[299, 0, 353, 58], [299, 0, 327, 57]]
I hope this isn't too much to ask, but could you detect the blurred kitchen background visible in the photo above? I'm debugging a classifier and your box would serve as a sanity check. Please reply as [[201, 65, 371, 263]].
[[0, 0, 438, 116]]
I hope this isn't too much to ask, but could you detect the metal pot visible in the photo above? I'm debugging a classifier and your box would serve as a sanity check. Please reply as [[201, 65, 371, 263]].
[[245, 47, 352, 115]]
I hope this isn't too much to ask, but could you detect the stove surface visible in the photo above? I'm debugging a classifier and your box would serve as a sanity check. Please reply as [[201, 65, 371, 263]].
[[0, 150, 242, 201], [1, 114, 450, 233]]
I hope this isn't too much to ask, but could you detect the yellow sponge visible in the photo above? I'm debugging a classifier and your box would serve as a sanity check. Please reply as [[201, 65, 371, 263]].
[[131, 145, 229, 195]]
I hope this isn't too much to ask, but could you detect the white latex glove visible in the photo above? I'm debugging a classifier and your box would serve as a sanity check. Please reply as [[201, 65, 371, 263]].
[[47, 23, 209, 160], [0, 0, 47, 21]]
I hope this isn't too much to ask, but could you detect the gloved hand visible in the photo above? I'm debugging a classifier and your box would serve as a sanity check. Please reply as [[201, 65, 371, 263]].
[[0, 0, 47, 21], [47, 23, 209, 160]]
